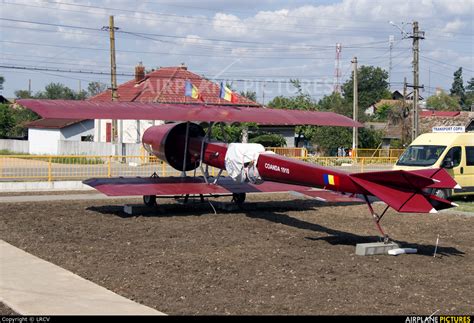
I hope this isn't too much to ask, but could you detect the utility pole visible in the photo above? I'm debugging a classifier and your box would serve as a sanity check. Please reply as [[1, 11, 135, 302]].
[[334, 43, 342, 93], [388, 35, 394, 89], [389, 21, 424, 141], [28, 79, 31, 96], [352, 57, 358, 154], [410, 21, 424, 141], [402, 77, 407, 145], [103, 16, 120, 147]]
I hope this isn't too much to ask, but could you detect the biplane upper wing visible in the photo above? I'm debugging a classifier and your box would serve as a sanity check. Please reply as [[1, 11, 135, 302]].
[[17, 99, 362, 127], [83, 176, 363, 203]]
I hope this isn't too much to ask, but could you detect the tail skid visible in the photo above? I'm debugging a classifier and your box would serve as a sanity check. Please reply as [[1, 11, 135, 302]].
[[350, 168, 459, 241], [350, 168, 458, 214]]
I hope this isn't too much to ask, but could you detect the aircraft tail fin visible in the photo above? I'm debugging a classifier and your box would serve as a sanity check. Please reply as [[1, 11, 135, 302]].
[[349, 169, 458, 213]]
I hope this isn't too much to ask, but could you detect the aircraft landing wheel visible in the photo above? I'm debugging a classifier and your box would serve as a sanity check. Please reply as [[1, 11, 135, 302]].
[[143, 195, 157, 207], [232, 193, 246, 206]]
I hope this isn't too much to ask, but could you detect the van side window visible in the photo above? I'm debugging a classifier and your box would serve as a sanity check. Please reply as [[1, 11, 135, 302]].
[[443, 146, 462, 167], [466, 146, 474, 166]]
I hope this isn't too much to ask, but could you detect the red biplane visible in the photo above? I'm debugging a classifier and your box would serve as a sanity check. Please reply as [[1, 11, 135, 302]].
[[18, 99, 459, 241]]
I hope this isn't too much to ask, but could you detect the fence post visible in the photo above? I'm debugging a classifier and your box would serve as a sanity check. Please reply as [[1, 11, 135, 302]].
[[48, 156, 52, 182], [161, 161, 166, 176], [361, 157, 365, 173], [107, 156, 112, 177]]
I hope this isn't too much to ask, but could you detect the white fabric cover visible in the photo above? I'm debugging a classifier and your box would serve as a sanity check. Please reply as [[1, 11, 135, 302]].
[[225, 143, 266, 183]]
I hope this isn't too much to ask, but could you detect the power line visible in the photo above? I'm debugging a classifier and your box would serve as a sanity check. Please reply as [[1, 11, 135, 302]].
[[5, 0, 472, 40], [2, 23, 404, 57], [0, 40, 341, 60], [2, 0, 412, 36], [420, 55, 474, 73], [0, 17, 401, 51], [0, 64, 338, 84]]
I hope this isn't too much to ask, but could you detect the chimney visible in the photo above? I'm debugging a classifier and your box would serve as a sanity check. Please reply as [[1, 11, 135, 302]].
[[135, 62, 145, 83]]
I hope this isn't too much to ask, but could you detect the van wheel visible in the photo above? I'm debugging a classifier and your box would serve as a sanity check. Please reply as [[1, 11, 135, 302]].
[[143, 195, 157, 207], [432, 189, 451, 200]]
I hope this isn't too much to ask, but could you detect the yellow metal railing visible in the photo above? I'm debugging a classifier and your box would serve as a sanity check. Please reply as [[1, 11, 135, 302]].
[[266, 147, 308, 158], [353, 148, 405, 158], [0, 154, 398, 182]]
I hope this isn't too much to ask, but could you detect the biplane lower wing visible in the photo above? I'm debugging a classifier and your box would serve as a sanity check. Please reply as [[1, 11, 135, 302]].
[[291, 190, 364, 203], [83, 176, 362, 203]]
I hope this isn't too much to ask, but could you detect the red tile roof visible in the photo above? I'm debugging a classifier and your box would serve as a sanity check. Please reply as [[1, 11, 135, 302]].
[[90, 66, 260, 106], [26, 118, 85, 129], [420, 111, 461, 117]]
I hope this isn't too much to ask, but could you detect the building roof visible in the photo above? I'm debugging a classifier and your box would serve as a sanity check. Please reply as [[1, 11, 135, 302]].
[[90, 66, 260, 106], [26, 118, 86, 129], [0, 95, 12, 104], [420, 111, 461, 117]]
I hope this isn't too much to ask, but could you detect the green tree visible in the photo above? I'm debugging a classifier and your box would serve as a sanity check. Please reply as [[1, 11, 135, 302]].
[[465, 77, 474, 110], [0, 75, 4, 91], [373, 103, 394, 121], [239, 90, 257, 102], [0, 104, 14, 138], [269, 80, 317, 111], [268, 81, 318, 147], [342, 65, 392, 120], [36, 82, 86, 100], [207, 122, 257, 143], [9, 107, 40, 138], [450, 67, 466, 109], [250, 133, 286, 147], [311, 126, 352, 155], [358, 128, 383, 149], [466, 77, 474, 93], [15, 82, 87, 100], [318, 91, 349, 115], [14, 90, 33, 99], [87, 82, 107, 97], [426, 90, 460, 111]]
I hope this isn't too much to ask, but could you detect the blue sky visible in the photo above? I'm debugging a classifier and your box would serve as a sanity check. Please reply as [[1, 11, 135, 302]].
[[0, 0, 472, 104]]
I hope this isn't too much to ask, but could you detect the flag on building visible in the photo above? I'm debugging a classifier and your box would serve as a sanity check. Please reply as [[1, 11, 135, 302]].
[[185, 80, 203, 101], [220, 82, 238, 103]]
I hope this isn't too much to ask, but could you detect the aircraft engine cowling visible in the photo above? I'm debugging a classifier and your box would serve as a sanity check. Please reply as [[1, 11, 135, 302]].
[[142, 122, 205, 171]]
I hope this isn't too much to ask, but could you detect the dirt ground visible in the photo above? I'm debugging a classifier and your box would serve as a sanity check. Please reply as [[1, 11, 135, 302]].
[[0, 193, 472, 315]]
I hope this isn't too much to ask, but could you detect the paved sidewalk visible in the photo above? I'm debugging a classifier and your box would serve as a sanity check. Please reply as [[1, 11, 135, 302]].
[[0, 194, 138, 204], [0, 240, 165, 315]]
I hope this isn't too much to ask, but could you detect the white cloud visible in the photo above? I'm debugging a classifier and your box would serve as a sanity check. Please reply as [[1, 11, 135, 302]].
[[1, 0, 472, 100], [441, 19, 466, 33]]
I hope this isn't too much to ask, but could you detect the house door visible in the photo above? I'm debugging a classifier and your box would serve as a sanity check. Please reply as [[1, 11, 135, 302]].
[[106, 122, 112, 142]]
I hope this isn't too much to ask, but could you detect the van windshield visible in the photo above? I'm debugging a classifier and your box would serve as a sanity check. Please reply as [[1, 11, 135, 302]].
[[396, 145, 446, 166]]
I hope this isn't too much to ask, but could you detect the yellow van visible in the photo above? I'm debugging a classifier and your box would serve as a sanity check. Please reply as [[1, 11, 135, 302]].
[[393, 132, 474, 199]]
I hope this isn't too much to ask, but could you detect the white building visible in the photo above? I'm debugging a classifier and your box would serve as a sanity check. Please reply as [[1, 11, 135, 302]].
[[27, 119, 94, 155]]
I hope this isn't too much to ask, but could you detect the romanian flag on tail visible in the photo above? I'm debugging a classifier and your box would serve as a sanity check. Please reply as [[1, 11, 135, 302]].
[[220, 82, 238, 103], [323, 174, 340, 186], [185, 80, 203, 101]]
